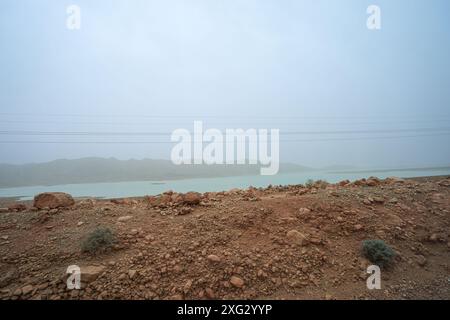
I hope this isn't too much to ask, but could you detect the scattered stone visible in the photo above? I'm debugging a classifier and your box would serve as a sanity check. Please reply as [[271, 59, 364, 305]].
[[298, 208, 311, 214], [128, 270, 137, 279], [205, 288, 215, 299], [0, 270, 17, 287], [183, 279, 193, 293], [386, 177, 405, 184], [372, 196, 385, 204], [416, 255, 427, 267], [388, 198, 398, 204], [21, 285, 34, 295], [207, 254, 221, 263], [179, 207, 193, 215], [0, 175, 448, 300], [13, 288, 22, 296], [117, 215, 133, 222], [48, 208, 59, 215], [230, 276, 244, 288], [8, 203, 27, 212], [286, 230, 307, 246]]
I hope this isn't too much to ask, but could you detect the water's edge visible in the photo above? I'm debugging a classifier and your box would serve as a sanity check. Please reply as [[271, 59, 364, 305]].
[[1, 168, 449, 201]]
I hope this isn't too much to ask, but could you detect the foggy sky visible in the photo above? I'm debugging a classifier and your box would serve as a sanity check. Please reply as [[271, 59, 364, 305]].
[[0, 0, 449, 168]]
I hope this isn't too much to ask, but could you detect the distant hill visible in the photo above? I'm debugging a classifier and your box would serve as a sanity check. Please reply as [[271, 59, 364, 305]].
[[0, 157, 313, 188]]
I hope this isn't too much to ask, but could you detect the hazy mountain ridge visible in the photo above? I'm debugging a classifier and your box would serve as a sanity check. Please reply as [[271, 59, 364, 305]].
[[0, 157, 313, 188]]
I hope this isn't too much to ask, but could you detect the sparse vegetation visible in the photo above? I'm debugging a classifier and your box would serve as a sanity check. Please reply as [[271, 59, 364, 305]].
[[81, 227, 116, 253], [305, 179, 329, 189], [314, 179, 329, 189], [305, 179, 315, 188], [362, 239, 395, 268]]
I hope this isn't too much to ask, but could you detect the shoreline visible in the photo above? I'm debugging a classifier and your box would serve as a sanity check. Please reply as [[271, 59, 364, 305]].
[[1, 174, 449, 207]]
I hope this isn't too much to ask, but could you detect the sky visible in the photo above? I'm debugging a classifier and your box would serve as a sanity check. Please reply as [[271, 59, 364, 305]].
[[0, 0, 449, 168]]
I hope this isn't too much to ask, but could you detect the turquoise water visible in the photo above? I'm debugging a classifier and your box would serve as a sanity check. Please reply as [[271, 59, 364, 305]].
[[1, 168, 449, 200]]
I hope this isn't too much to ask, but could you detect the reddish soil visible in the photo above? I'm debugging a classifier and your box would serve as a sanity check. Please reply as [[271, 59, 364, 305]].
[[0, 176, 449, 300]]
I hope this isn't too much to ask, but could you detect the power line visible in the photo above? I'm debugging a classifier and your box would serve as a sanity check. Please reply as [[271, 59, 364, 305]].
[[0, 132, 449, 144], [0, 127, 450, 136], [1, 112, 450, 119], [1, 119, 450, 126]]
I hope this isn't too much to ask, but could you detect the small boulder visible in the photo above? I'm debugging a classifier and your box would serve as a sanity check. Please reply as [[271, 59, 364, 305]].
[[34, 192, 75, 209], [366, 177, 381, 187], [338, 180, 350, 187], [171, 194, 184, 204], [69, 265, 106, 284], [183, 192, 202, 205], [146, 196, 158, 206], [158, 194, 172, 206], [286, 230, 307, 246]]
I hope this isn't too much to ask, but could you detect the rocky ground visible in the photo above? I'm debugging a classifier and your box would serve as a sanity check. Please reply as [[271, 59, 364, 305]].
[[0, 176, 449, 300]]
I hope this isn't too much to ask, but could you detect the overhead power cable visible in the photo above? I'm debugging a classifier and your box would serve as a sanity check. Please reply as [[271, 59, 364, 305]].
[[0, 127, 449, 136], [0, 132, 449, 144]]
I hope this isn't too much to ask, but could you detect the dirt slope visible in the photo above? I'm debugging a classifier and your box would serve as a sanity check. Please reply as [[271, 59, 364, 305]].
[[0, 176, 449, 300]]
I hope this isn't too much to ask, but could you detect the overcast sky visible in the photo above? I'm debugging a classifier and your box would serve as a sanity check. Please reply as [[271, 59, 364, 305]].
[[0, 0, 449, 168]]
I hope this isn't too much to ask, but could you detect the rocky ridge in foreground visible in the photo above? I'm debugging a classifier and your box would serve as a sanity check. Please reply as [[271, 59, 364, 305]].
[[0, 176, 449, 300]]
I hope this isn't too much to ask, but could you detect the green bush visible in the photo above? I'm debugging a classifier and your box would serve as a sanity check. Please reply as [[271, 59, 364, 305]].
[[362, 239, 395, 267], [315, 179, 329, 189], [305, 179, 315, 188], [81, 227, 116, 253], [304, 179, 328, 189]]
